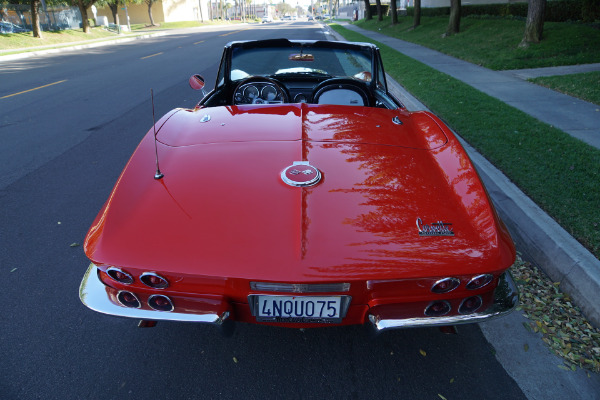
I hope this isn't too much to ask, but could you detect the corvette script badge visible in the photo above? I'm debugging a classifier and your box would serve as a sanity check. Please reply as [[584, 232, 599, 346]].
[[416, 217, 454, 237], [281, 161, 322, 187]]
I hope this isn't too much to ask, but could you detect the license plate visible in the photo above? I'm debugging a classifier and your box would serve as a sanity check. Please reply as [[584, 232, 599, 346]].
[[254, 295, 344, 323]]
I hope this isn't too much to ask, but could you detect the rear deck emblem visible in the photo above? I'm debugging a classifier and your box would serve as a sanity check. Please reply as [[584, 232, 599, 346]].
[[417, 217, 454, 236], [281, 162, 322, 187]]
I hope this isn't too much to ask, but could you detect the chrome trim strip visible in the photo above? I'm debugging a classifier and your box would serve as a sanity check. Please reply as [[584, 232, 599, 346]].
[[368, 271, 518, 332], [250, 281, 351, 293], [79, 264, 230, 324]]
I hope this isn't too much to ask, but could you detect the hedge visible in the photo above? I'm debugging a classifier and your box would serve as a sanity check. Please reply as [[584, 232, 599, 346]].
[[404, 0, 599, 22]]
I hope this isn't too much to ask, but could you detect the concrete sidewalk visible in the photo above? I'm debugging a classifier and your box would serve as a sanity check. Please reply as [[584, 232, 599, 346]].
[[503, 63, 600, 80], [339, 22, 600, 150], [328, 23, 600, 329]]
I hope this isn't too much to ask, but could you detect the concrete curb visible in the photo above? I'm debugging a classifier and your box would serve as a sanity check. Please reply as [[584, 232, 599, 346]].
[[0, 23, 250, 62], [326, 24, 600, 329], [0, 32, 169, 61]]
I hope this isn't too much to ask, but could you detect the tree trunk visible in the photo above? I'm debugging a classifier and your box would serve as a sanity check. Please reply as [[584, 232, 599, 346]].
[[413, 0, 421, 28], [77, 0, 91, 33], [109, 3, 120, 25], [445, 0, 461, 36], [520, 0, 546, 47], [363, 0, 372, 20], [375, 0, 382, 21], [31, 0, 42, 38], [147, 1, 156, 26], [390, 0, 397, 24]]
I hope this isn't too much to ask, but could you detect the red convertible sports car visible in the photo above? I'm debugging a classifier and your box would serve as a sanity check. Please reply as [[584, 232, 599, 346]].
[[79, 39, 518, 332]]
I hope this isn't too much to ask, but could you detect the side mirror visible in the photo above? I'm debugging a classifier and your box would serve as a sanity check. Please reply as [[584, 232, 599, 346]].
[[189, 75, 205, 91]]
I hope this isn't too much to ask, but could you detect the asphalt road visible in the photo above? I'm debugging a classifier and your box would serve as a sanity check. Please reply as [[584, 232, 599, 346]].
[[0, 22, 530, 399]]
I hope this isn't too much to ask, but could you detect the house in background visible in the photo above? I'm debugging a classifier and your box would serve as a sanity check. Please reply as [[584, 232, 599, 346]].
[[95, 0, 211, 26]]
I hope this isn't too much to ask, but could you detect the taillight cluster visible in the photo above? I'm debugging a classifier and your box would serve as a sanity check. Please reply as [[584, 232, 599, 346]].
[[426, 274, 494, 316], [431, 274, 493, 294], [106, 267, 169, 289], [106, 267, 174, 312]]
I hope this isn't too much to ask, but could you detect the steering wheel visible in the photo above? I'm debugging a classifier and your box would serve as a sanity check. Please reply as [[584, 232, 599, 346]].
[[232, 76, 290, 105], [312, 78, 371, 107]]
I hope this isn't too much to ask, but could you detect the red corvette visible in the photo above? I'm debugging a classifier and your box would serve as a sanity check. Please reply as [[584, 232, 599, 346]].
[[79, 39, 518, 332]]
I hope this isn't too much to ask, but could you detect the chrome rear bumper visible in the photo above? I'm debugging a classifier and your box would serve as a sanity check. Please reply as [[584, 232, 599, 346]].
[[79, 264, 230, 324], [367, 271, 519, 332]]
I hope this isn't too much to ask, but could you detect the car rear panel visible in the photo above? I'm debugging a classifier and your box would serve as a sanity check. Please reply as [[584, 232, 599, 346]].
[[84, 104, 514, 325]]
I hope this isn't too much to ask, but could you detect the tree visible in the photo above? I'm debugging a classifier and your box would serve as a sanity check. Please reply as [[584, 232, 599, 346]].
[[31, 0, 42, 38], [106, 0, 122, 25], [375, 0, 382, 21], [145, 0, 157, 26], [363, 0, 372, 20], [413, 0, 421, 29], [390, 0, 397, 24], [582, 0, 600, 23], [275, 2, 294, 16], [445, 0, 461, 36], [520, 0, 546, 47], [74, 0, 100, 33]]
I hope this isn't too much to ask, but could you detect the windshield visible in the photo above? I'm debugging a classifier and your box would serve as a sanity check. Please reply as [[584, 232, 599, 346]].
[[230, 45, 373, 81]]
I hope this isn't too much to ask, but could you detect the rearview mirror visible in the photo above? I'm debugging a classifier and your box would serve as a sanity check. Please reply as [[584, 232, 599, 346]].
[[353, 71, 372, 82], [289, 53, 314, 62], [189, 75, 205, 90]]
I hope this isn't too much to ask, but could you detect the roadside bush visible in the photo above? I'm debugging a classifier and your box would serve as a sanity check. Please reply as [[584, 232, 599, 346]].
[[369, 4, 389, 16], [405, 0, 595, 22]]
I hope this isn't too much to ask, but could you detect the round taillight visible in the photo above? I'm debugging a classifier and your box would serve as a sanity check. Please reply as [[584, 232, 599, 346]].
[[117, 291, 141, 308], [466, 274, 493, 290], [431, 278, 460, 294], [140, 272, 169, 289], [424, 300, 451, 317], [459, 296, 483, 314], [107, 267, 133, 284], [148, 295, 174, 312]]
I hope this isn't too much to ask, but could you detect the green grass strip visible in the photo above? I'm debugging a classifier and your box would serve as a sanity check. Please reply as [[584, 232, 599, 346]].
[[331, 24, 600, 259], [530, 72, 600, 106], [353, 16, 600, 70]]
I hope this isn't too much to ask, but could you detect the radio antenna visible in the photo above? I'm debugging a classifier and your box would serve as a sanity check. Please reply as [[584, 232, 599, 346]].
[[151, 89, 164, 180]]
